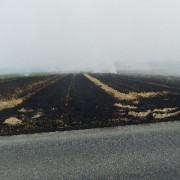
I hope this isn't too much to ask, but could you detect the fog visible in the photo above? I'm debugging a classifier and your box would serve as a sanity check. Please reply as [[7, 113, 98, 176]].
[[0, 0, 180, 74]]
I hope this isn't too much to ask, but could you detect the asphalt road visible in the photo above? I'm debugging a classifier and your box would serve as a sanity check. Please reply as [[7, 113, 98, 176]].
[[0, 121, 180, 180]]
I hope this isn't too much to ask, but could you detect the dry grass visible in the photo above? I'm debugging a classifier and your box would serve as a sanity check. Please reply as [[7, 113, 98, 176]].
[[129, 91, 169, 99], [84, 73, 169, 101], [128, 110, 152, 118], [153, 111, 180, 119], [65, 74, 75, 105], [18, 108, 28, 113], [128, 108, 180, 120], [32, 111, 43, 119], [3, 117, 22, 126], [0, 99, 23, 111], [153, 107, 177, 113], [114, 103, 137, 110]]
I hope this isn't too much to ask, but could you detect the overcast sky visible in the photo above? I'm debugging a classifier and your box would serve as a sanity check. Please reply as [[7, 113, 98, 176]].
[[0, 0, 180, 73]]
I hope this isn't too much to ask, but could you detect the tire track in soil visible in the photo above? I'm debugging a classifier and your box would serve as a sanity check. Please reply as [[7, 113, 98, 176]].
[[66, 74, 118, 127], [65, 74, 76, 106]]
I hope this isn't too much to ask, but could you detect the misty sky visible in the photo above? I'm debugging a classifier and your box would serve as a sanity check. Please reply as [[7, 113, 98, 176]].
[[0, 0, 180, 73]]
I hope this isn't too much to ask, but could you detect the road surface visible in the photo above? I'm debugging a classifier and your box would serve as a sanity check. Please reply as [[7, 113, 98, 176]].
[[0, 121, 180, 180]]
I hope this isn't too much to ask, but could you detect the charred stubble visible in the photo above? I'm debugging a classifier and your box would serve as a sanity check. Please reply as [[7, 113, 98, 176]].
[[0, 73, 180, 136]]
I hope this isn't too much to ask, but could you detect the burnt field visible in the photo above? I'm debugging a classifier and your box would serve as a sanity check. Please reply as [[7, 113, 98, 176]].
[[0, 73, 180, 136]]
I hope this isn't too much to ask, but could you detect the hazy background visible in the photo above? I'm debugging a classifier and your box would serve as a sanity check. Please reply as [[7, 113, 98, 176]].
[[0, 0, 180, 75]]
